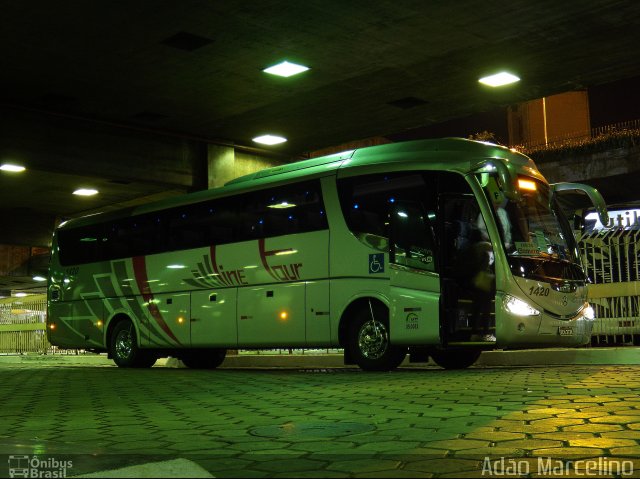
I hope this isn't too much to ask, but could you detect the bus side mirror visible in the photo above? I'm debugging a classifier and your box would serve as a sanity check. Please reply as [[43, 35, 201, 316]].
[[551, 182, 609, 228], [473, 160, 518, 200]]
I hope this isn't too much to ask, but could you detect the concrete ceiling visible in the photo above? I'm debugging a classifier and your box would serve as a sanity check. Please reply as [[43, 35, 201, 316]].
[[1, 0, 640, 292]]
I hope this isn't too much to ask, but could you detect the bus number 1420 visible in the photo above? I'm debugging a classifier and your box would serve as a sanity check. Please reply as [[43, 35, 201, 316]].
[[529, 286, 550, 297]]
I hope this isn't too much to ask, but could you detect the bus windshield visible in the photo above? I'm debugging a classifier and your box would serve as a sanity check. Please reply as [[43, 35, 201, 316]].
[[478, 173, 583, 280]]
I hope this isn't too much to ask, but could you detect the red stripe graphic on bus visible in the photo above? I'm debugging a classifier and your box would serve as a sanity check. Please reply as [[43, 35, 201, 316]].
[[132, 255, 181, 345]]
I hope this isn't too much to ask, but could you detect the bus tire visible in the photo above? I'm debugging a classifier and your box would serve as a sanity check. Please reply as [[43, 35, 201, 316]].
[[347, 303, 406, 371], [430, 349, 481, 370], [109, 320, 157, 368], [180, 349, 227, 369]]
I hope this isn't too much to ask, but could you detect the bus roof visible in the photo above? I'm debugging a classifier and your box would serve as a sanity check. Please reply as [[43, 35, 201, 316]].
[[59, 138, 538, 229], [227, 137, 536, 186]]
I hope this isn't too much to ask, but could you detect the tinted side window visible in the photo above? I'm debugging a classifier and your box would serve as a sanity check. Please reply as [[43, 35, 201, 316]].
[[58, 224, 105, 265], [439, 171, 472, 195], [337, 172, 438, 245], [58, 179, 328, 264], [167, 197, 236, 251], [240, 180, 327, 241], [107, 214, 167, 258], [391, 201, 437, 272]]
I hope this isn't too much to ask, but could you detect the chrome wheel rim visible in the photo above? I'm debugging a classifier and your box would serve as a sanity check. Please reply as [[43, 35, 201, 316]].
[[358, 319, 388, 359], [115, 328, 133, 360]]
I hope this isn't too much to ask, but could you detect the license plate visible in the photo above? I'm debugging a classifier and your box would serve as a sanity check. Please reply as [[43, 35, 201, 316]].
[[559, 326, 574, 336]]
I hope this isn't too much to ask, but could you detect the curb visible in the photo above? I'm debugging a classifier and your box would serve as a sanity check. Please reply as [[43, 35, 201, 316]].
[[1, 347, 638, 368]]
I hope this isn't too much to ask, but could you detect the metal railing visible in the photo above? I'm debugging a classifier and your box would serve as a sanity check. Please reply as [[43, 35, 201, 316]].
[[578, 228, 640, 345], [0, 295, 51, 354], [514, 119, 640, 157]]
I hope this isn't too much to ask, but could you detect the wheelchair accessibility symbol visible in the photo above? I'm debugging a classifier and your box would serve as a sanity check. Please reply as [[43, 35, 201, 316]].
[[369, 253, 384, 274]]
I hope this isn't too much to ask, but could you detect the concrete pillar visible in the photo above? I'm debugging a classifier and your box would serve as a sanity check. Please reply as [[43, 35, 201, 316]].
[[508, 91, 590, 148], [206, 144, 284, 189], [207, 145, 236, 188]]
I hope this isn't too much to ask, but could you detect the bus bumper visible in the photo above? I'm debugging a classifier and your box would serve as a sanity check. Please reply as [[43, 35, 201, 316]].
[[496, 294, 594, 348]]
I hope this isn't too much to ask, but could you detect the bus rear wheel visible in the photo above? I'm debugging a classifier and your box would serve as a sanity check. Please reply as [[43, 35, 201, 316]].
[[109, 320, 157, 368], [430, 349, 481, 369], [347, 303, 406, 371], [180, 349, 227, 369]]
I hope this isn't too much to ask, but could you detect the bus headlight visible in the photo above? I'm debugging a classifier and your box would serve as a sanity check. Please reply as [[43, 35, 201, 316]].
[[504, 294, 540, 316], [583, 305, 595, 320]]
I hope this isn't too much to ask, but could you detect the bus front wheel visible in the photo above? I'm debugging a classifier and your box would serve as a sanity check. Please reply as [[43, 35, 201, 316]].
[[109, 320, 157, 368], [430, 349, 481, 370], [180, 349, 227, 369], [347, 304, 406, 371]]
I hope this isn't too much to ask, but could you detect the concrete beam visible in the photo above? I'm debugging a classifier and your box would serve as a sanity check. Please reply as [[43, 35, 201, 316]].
[[0, 244, 49, 277], [536, 145, 640, 184], [0, 209, 57, 247], [0, 106, 198, 189]]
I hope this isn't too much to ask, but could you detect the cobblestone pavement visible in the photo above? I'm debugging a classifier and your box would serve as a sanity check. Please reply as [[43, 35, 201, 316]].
[[2, 359, 640, 477]]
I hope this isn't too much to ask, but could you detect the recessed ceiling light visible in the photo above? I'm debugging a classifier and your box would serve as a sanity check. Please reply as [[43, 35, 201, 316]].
[[0, 163, 26, 172], [263, 61, 309, 78], [73, 188, 99, 196], [479, 72, 520, 87], [253, 135, 287, 145], [32, 276, 47, 282]]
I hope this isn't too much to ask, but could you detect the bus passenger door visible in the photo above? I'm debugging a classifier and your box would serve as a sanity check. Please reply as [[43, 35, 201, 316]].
[[191, 289, 238, 347], [388, 201, 441, 345], [439, 194, 493, 343]]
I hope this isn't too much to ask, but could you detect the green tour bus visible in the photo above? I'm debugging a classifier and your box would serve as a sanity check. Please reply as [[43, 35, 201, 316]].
[[47, 138, 608, 370]]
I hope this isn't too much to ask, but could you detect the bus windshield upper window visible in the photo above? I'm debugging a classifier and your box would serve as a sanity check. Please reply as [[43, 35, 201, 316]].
[[478, 173, 577, 264]]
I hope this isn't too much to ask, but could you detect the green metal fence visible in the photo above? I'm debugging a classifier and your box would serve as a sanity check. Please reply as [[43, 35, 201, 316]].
[[0, 295, 50, 354]]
